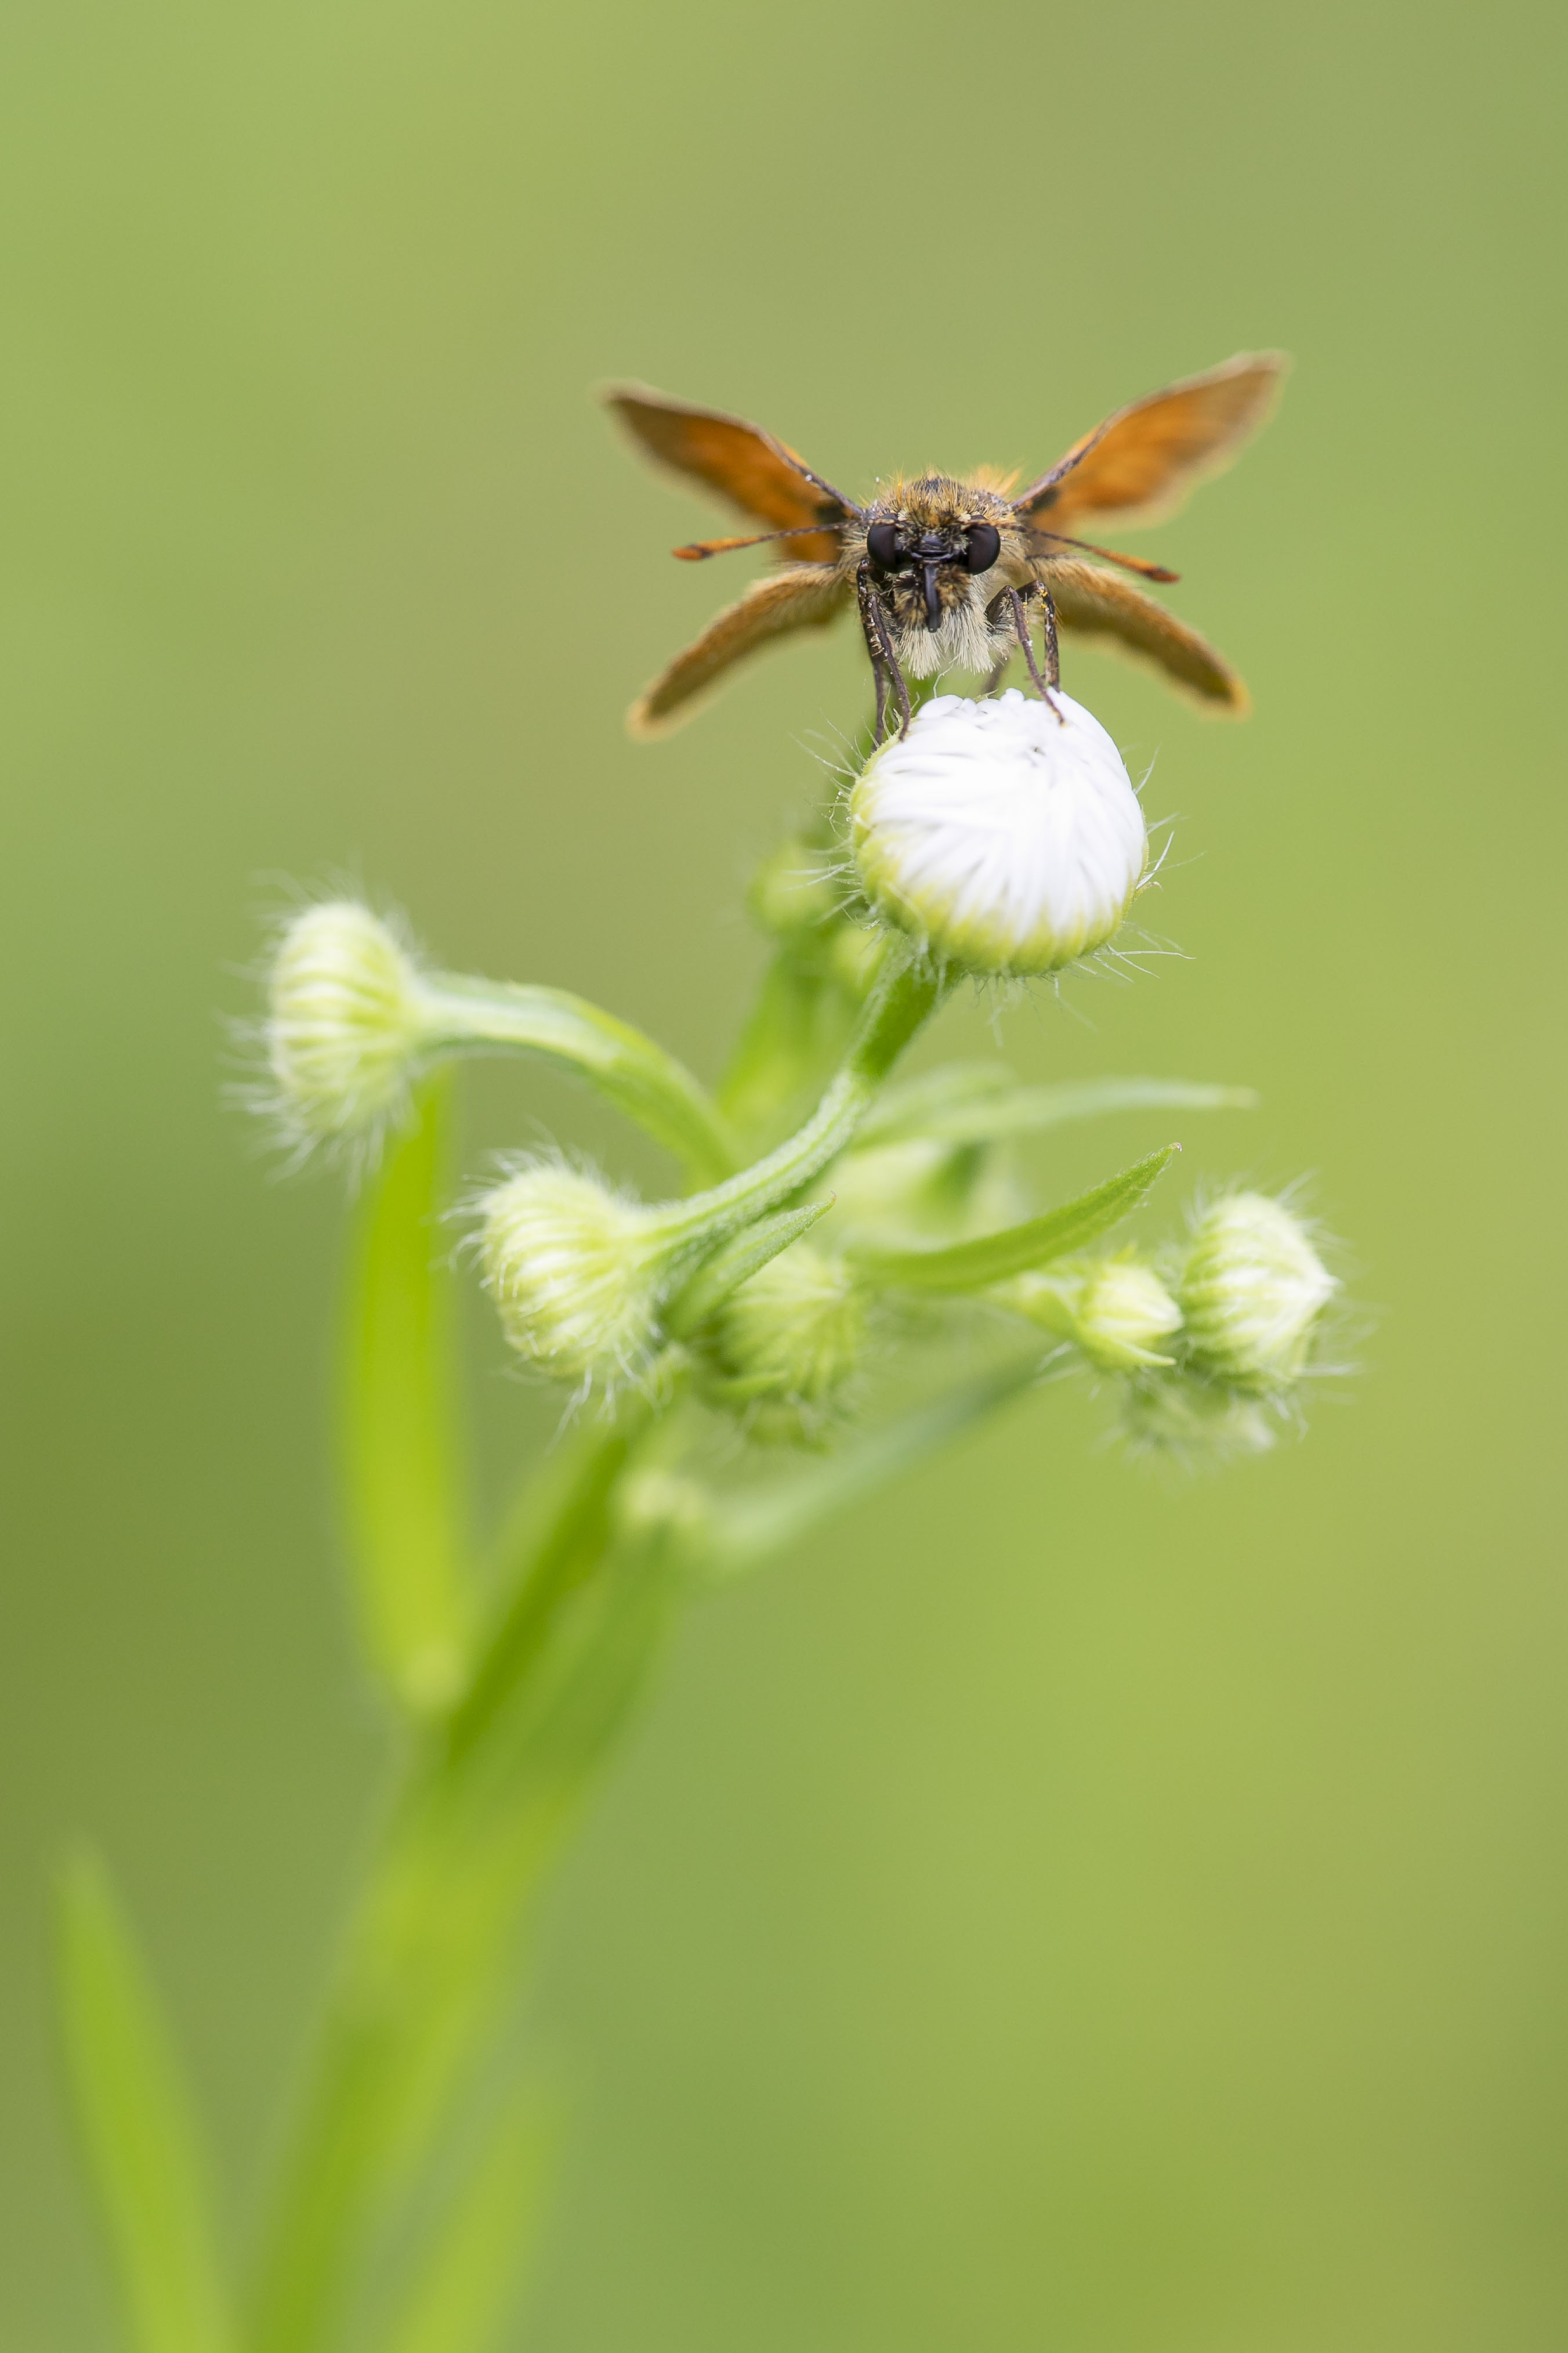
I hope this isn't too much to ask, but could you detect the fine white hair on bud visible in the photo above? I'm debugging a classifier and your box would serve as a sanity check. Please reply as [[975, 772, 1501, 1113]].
[[1121, 1372, 1281, 1463], [1177, 1191, 1337, 1392], [849, 689, 1147, 977], [1006, 1255, 1183, 1372], [696, 1244, 866, 1446], [264, 899, 429, 1156], [479, 1164, 680, 1391]]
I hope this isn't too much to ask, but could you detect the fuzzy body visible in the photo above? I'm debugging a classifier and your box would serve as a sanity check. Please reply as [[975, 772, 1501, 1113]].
[[837, 475, 1032, 679]]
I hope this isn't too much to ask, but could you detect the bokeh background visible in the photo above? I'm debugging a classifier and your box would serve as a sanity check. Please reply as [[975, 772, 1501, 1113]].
[[4, 0, 1566, 2345]]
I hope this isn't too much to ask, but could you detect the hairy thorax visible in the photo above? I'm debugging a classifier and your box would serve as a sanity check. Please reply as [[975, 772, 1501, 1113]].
[[838, 474, 1035, 679]]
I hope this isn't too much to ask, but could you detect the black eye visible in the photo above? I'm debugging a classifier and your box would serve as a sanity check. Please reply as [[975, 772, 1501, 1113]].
[[866, 521, 903, 570], [964, 521, 1002, 573]]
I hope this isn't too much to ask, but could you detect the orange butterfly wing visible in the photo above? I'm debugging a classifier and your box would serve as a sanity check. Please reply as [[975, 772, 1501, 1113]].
[[1017, 352, 1288, 534], [1044, 559, 1248, 713], [628, 565, 852, 736], [606, 385, 856, 566]]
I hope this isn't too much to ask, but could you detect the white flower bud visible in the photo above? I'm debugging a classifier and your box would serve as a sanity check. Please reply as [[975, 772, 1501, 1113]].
[[1006, 1256, 1182, 1371], [480, 1165, 680, 1389], [696, 1244, 866, 1445], [849, 689, 1146, 977], [1178, 1192, 1336, 1391], [265, 901, 428, 1150]]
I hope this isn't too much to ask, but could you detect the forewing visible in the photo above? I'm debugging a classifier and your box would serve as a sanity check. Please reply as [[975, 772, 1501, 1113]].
[[629, 566, 852, 736], [1046, 559, 1248, 712], [607, 385, 855, 564], [1017, 352, 1287, 534]]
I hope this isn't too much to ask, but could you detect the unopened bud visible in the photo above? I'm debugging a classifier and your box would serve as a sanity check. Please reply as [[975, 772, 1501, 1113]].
[[1178, 1192, 1335, 1391], [1006, 1255, 1182, 1371], [696, 1244, 865, 1445], [480, 1165, 682, 1390], [849, 689, 1147, 977], [1121, 1371, 1280, 1462], [266, 901, 428, 1150]]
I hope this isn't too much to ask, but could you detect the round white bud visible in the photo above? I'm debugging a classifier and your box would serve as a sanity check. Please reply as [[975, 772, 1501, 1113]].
[[697, 1244, 866, 1446], [849, 689, 1147, 977], [1178, 1192, 1336, 1392], [266, 901, 428, 1148], [480, 1165, 675, 1389]]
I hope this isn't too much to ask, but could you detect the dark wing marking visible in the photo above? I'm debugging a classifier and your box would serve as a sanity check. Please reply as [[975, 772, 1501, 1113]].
[[628, 567, 852, 736], [606, 385, 856, 566], [1016, 353, 1287, 534], [1045, 559, 1248, 712]]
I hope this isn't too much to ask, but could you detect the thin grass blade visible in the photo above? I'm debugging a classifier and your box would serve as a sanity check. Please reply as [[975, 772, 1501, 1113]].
[[383, 2088, 553, 2353], [56, 1852, 233, 2353]]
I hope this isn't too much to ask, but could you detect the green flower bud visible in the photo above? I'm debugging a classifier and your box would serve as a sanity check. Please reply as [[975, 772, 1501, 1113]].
[[1177, 1192, 1336, 1392], [850, 689, 1147, 978], [266, 901, 426, 1151], [1005, 1255, 1182, 1371], [696, 1244, 866, 1446], [1121, 1371, 1281, 1462], [480, 1165, 682, 1390]]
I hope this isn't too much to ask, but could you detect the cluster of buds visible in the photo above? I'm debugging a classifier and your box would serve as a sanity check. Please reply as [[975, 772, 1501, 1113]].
[[999, 1190, 1338, 1455], [255, 679, 1343, 1459]]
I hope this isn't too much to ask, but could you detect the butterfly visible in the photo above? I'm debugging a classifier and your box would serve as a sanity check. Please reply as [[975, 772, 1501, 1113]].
[[607, 352, 1286, 740]]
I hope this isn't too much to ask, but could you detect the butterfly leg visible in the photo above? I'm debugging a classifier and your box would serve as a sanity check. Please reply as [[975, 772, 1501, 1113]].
[[1009, 585, 1064, 724], [856, 562, 911, 740]]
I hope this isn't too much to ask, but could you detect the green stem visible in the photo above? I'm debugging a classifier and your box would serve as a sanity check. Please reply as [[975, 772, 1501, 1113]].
[[247, 1418, 677, 2353], [415, 973, 738, 1187], [653, 951, 952, 1262]]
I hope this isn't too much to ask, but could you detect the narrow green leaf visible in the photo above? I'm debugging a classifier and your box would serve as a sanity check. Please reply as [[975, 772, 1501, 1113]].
[[663, 1198, 833, 1340], [342, 1075, 472, 1715], [707, 1353, 1046, 1573], [848, 1145, 1179, 1293], [856, 1071, 1256, 1151], [383, 2090, 553, 2353], [421, 973, 738, 1185], [56, 1852, 233, 2353]]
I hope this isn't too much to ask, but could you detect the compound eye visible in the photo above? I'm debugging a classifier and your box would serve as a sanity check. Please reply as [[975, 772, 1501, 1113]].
[[866, 521, 903, 570], [964, 521, 1002, 574]]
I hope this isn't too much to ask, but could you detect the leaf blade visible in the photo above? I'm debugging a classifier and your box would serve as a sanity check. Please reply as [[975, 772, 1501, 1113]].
[[341, 1075, 473, 1714], [848, 1145, 1178, 1293], [662, 1198, 832, 1339], [56, 1852, 233, 2353], [856, 1072, 1255, 1151], [383, 2089, 553, 2353]]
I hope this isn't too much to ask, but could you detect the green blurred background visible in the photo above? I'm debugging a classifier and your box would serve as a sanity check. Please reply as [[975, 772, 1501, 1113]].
[[3, 0, 1565, 2344]]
